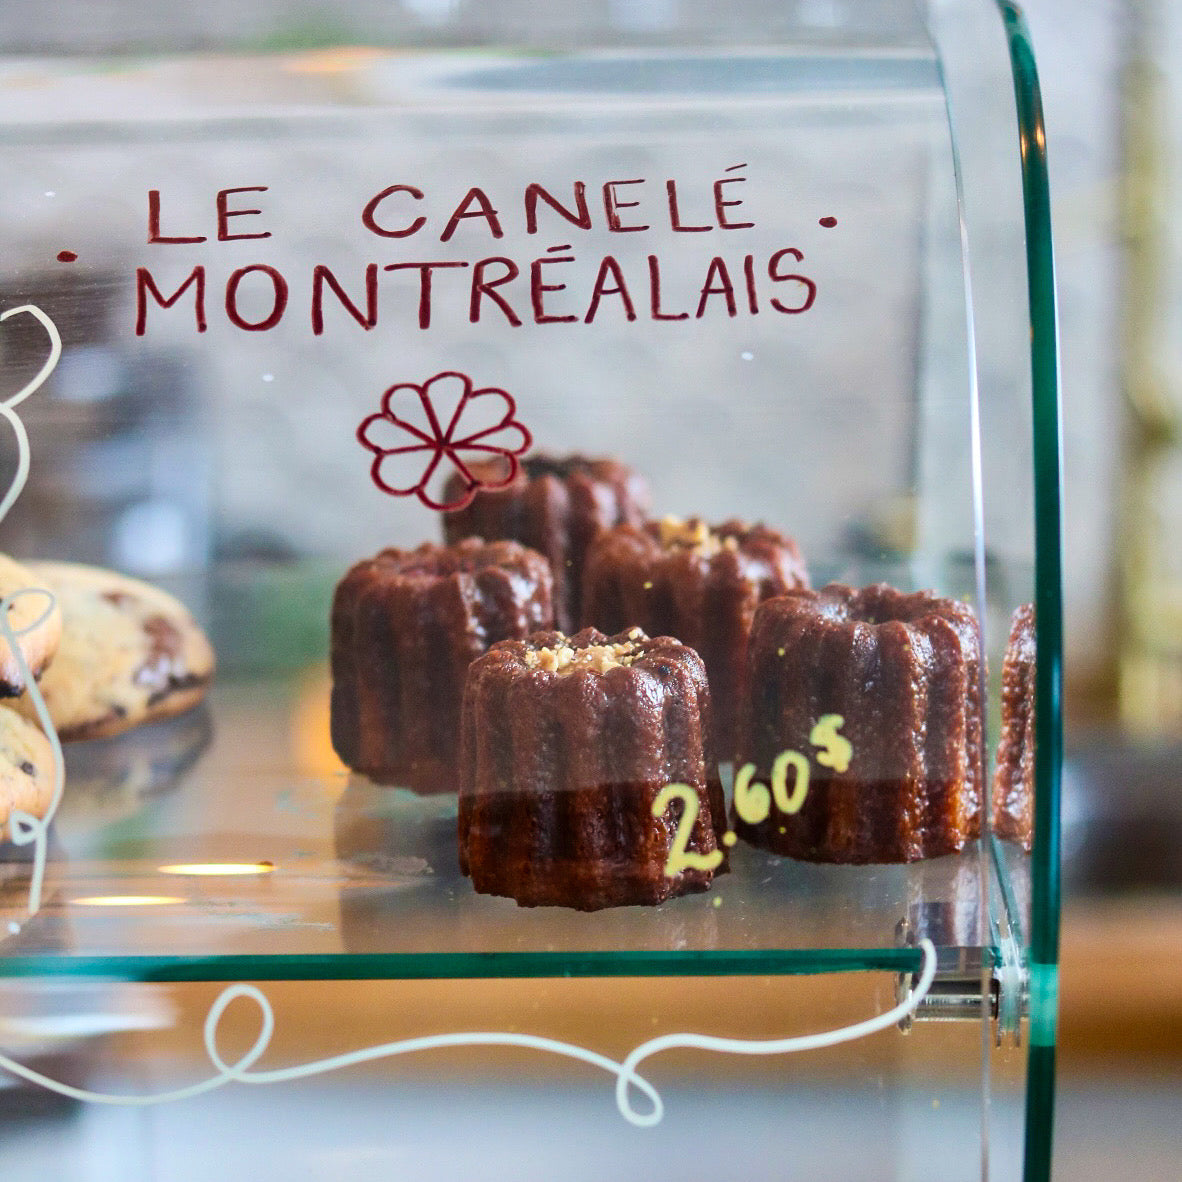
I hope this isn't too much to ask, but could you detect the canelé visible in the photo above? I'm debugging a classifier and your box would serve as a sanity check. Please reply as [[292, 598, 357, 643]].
[[581, 515, 808, 756], [442, 454, 649, 632], [992, 603, 1035, 850], [330, 539, 553, 792], [459, 626, 725, 909], [734, 583, 984, 863]]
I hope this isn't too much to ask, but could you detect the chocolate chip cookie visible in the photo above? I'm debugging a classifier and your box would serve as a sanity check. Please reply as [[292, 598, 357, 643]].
[[0, 554, 62, 697], [14, 562, 215, 741], [0, 705, 56, 841]]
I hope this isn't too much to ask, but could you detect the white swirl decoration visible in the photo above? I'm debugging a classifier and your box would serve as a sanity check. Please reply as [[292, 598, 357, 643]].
[[0, 304, 63, 918], [0, 939, 936, 1116]]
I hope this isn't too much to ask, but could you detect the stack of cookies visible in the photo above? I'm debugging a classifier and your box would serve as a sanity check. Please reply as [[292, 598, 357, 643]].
[[0, 555, 215, 843]]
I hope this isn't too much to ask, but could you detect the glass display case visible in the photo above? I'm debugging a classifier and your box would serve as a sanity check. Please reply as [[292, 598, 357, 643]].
[[0, 1, 1061, 1178]]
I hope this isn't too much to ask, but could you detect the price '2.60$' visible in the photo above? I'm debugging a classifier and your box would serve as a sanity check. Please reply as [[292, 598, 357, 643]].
[[652, 714, 852, 877]]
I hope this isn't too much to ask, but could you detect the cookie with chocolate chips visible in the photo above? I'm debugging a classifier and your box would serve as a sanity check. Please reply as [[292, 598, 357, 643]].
[[0, 705, 56, 840], [13, 562, 214, 741], [0, 554, 62, 697]]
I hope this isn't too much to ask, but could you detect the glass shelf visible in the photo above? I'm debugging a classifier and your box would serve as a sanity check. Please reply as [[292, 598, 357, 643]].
[[1, 655, 1021, 981]]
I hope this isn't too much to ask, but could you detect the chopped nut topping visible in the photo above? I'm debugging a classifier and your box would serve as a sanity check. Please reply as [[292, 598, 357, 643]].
[[657, 515, 736, 557], [524, 645, 575, 672], [525, 633, 644, 674]]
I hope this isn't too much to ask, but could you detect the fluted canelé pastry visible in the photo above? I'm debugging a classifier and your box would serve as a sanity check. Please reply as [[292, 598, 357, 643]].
[[734, 583, 984, 863], [580, 515, 809, 756], [992, 603, 1035, 850], [330, 539, 554, 793], [459, 626, 726, 909], [442, 454, 650, 632]]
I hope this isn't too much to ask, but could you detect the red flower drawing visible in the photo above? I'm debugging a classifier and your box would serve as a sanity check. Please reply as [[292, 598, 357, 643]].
[[357, 371, 532, 511]]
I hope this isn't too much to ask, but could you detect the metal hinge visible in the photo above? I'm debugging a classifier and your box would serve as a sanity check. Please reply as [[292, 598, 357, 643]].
[[895, 917, 1026, 1045]]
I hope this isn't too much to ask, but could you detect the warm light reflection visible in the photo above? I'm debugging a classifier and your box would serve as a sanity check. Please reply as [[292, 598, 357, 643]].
[[157, 862, 275, 877], [283, 48, 384, 76], [72, 895, 186, 907], [292, 667, 347, 786]]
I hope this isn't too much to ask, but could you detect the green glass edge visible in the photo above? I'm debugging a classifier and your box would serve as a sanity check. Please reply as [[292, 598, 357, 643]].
[[989, 835, 1026, 950], [998, 3, 1064, 1180], [1028, 960, 1059, 1046], [0, 946, 923, 983]]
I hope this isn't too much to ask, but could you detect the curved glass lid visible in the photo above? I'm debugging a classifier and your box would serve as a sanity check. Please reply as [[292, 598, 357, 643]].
[[0, 1, 1052, 1002]]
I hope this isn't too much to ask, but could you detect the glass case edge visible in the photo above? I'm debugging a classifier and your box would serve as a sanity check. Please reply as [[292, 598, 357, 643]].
[[997, 3, 1063, 1180], [0, 946, 927, 983]]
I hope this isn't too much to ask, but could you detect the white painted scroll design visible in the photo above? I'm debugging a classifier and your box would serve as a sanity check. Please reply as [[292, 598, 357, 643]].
[[0, 939, 936, 1120], [0, 304, 64, 919]]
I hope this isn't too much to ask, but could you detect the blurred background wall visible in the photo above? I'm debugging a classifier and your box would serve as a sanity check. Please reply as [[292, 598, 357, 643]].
[[1022, 0, 1182, 740]]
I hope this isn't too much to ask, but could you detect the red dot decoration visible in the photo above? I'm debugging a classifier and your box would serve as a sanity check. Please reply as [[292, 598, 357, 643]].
[[56, 250, 77, 262], [819, 217, 837, 228]]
